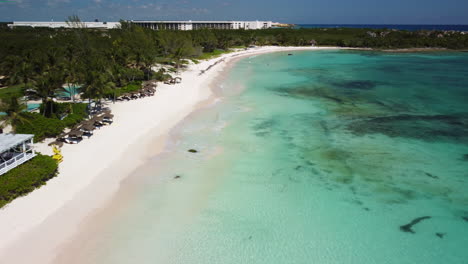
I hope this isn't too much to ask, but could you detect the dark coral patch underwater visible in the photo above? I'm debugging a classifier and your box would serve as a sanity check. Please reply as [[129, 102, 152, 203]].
[[346, 113, 468, 143]]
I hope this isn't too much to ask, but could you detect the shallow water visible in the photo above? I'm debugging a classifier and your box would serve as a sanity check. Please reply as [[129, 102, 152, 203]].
[[70, 50, 468, 264]]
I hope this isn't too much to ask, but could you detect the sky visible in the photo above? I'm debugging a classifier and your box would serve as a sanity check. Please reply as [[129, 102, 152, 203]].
[[0, 0, 467, 24]]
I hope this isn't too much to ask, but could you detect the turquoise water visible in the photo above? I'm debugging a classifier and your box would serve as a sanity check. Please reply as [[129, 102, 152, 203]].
[[0, 103, 40, 115], [27, 103, 40, 111], [70, 50, 468, 263]]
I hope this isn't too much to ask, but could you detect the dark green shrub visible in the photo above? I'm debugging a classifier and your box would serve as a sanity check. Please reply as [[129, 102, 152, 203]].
[[0, 154, 58, 208], [16, 103, 88, 141], [106, 81, 142, 98], [151, 71, 172, 81], [39, 102, 88, 119], [16, 112, 65, 141]]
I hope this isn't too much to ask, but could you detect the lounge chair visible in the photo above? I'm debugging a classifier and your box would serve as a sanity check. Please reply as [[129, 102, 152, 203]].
[[64, 137, 81, 144]]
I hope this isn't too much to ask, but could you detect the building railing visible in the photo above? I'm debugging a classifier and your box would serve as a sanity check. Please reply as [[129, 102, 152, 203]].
[[0, 152, 36, 176]]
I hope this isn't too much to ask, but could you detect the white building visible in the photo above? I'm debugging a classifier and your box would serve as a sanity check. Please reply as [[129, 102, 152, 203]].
[[0, 134, 36, 175], [131, 20, 272, 30], [8, 20, 273, 30], [8, 21, 120, 29]]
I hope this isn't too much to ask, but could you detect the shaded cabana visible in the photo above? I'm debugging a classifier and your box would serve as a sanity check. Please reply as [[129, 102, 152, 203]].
[[118, 93, 131, 101], [89, 116, 105, 127], [68, 130, 83, 138], [100, 113, 114, 124], [130, 92, 140, 99], [64, 130, 83, 144], [80, 123, 96, 137], [0, 134, 36, 175], [80, 123, 96, 132]]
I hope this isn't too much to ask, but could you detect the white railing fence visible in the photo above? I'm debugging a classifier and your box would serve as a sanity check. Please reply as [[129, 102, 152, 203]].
[[0, 152, 36, 176]]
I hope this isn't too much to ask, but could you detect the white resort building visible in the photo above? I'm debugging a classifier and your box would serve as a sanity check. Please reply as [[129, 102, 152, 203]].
[[130, 20, 273, 30], [0, 134, 36, 175], [8, 20, 273, 30], [7, 21, 120, 29]]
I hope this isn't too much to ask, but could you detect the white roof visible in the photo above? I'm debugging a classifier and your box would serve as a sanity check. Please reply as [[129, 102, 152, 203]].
[[0, 134, 34, 153]]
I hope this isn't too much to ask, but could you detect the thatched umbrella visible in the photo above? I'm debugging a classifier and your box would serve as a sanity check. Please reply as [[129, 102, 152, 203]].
[[92, 115, 104, 121], [48, 141, 64, 147], [102, 113, 114, 119], [69, 130, 83, 138], [81, 124, 95, 131], [90, 116, 104, 126], [80, 119, 93, 125]]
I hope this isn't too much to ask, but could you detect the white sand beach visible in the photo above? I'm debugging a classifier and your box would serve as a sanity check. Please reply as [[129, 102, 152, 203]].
[[0, 46, 340, 263]]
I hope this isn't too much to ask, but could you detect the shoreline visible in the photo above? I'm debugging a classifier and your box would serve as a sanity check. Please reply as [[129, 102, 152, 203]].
[[0, 46, 341, 263]]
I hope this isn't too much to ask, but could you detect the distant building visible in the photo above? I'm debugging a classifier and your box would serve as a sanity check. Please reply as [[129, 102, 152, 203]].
[[8, 20, 273, 30], [131, 20, 272, 30], [7, 21, 120, 29]]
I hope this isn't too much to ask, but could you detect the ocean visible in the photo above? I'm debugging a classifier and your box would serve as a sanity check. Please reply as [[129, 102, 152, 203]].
[[68, 50, 468, 263], [297, 24, 468, 31]]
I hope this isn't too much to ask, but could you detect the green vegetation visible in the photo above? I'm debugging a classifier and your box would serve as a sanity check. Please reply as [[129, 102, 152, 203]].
[[0, 96, 29, 131], [0, 84, 25, 100], [196, 49, 232, 60], [16, 103, 88, 141], [0, 154, 58, 208], [103, 81, 143, 100]]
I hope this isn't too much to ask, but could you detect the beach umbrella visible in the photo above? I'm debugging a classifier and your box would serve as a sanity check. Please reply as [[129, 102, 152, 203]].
[[58, 132, 68, 139], [92, 115, 104, 121], [81, 119, 93, 125], [48, 141, 64, 147], [81, 124, 95, 131], [69, 130, 84, 137]]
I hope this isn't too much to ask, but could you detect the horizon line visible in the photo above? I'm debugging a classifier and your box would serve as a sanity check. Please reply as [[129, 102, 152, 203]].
[[1, 21, 468, 26]]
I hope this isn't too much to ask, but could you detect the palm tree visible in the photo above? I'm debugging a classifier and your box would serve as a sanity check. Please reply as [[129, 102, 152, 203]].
[[172, 42, 194, 71], [33, 71, 64, 117], [63, 45, 84, 105], [82, 70, 115, 108], [3, 55, 35, 91], [0, 96, 29, 132]]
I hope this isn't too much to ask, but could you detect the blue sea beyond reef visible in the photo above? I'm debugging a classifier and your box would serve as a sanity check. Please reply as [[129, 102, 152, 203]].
[[73, 50, 468, 264], [297, 24, 468, 31]]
